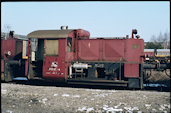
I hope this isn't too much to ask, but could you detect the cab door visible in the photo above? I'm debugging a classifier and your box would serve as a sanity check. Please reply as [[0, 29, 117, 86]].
[[42, 39, 66, 80]]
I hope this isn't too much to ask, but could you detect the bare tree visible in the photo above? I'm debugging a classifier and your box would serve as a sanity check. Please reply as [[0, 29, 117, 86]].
[[157, 32, 163, 42], [3, 24, 12, 39], [150, 31, 170, 49], [150, 35, 157, 43], [168, 32, 170, 49], [163, 32, 168, 49]]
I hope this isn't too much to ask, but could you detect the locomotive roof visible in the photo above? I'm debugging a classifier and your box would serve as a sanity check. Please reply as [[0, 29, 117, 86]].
[[27, 29, 75, 39]]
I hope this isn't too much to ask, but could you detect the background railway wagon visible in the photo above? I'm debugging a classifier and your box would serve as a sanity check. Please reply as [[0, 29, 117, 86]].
[[156, 49, 170, 57], [144, 49, 170, 57], [144, 49, 155, 57], [1, 31, 28, 82]]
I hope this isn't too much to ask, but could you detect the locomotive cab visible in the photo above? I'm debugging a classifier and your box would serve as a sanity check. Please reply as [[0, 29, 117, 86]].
[[26, 27, 90, 81]]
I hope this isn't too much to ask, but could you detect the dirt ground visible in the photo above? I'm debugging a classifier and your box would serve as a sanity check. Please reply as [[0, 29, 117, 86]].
[[1, 82, 170, 113], [145, 69, 170, 87]]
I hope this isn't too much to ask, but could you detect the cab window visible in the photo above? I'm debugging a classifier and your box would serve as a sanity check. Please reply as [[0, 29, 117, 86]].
[[67, 38, 72, 52], [44, 39, 59, 56]]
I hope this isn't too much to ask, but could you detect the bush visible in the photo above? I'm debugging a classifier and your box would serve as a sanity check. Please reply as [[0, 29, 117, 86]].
[[145, 42, 163, 49]]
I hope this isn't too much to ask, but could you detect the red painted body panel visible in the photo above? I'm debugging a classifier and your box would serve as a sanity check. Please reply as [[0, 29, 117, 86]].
[[125, 39, 144, 63], [43, 39, 66, 79], [78, 39, 126, 61], [25, 60, 29, 76], [25, 41, 30, 77], [43, 56, 65, 79], [1, 38, 23, 60], [103, 39, 125, 61], [77, 29, 90, 39], [1, 39, 16, 59], [78, 39, 100, 60], [65, 52, 74, 62], [124, 39, 144, 78], [1, 60, 4, 72], [68, 29, 90, 39], [78, 39, 143, 63], [124, 63, 139, 78]]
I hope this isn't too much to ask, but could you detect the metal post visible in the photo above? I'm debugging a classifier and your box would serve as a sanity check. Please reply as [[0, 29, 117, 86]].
[[119, 57, 122, 80], [69, 65, 72, 78], [140, 63, 144, 89]]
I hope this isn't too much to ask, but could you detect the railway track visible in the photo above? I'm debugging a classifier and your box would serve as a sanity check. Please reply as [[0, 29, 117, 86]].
[[2, 78, 170, 92]]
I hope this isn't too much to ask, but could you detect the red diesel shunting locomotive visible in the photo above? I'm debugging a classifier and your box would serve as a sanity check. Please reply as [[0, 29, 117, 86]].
[[1, 31, 28, 82], [25, 26, 144, 89]]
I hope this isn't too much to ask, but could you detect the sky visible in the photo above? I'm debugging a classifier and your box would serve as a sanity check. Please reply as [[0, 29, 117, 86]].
[[1, 1, 170, 42]]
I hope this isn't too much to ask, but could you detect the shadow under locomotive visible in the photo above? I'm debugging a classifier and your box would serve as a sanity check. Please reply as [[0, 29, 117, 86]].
[[2, 76, 169, 92]]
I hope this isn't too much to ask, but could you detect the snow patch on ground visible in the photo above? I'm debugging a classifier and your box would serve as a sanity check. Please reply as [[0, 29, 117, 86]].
[[42, 98, 48, 104], [114, 102, 126, 108], [103, 105, 123, 112], [62, 94, 70, 97], [39, 98, 48, 104], [143, 83, 167, 87], [145, 104, 151, 109], [90, 98, 94, 100], [110, 90, 117, 93], [164, 104, 170, 109], [72, 95, 80, 98], [1, 89, 7, 94], [77, 106, 87, 112], [95, 93, 109, 97], [86, 89, 103, 92], [160, 104, 170, 110], [159, 104, 170, 112], [124, 106, 139, 112], [86, 107, 94, 113], [6, 110, 13, 113], [53, 94, 58, 96], [143, 95, 148, 99], [102, 104, 140, 113]]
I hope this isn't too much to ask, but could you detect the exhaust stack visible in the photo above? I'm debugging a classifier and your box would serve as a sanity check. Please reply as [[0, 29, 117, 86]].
[[61, 26, 68, 30]]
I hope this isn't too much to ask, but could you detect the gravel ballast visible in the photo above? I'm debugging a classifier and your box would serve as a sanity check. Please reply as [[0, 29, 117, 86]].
[[1, 83, 170, 113]]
